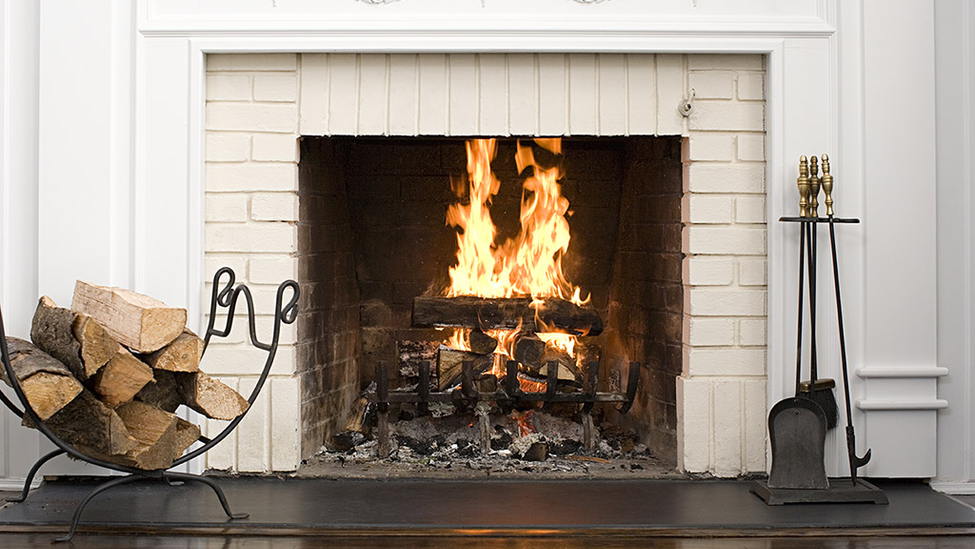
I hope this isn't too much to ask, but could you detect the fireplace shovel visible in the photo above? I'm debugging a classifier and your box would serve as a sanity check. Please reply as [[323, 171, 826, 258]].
[[766, 179, 828, 490]]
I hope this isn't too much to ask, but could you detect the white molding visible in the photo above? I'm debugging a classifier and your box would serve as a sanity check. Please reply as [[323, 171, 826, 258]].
[[0, 477, 40, 492], [857, 367, 950, 378], [856, 399, 949, 411], [931, 482, 975, 496], [137, 0, 833, 37]]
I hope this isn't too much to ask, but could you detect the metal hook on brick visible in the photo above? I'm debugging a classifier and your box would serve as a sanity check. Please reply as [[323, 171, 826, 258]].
[[679, 88, 696, 117]]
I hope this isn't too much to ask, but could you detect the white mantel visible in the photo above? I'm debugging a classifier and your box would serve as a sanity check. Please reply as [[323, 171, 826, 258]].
[[1, 0, 966, 487]]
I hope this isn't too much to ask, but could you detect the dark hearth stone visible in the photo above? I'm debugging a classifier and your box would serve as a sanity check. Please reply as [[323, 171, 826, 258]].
[[523, 442, 549, 462]]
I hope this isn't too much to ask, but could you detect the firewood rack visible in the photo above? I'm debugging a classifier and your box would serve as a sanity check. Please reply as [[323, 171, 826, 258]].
[[369, 359, 640, 457], [0, 267, 299, 542]]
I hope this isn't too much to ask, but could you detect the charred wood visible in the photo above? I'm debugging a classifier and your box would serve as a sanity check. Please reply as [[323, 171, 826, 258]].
[[412, 296, 603, 336]]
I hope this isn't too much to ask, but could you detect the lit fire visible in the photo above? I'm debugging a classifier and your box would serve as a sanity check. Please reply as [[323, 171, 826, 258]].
[[444, 138, 585, 305], [442, 138, 586, 390]]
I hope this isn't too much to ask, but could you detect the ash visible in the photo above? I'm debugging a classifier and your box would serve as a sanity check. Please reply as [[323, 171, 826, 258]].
[[300, 406, 681, 480]]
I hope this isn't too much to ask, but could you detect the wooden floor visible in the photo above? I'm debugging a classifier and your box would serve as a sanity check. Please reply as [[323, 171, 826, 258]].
[[2, 532, 975, 548], [2, 481, 974, 547]]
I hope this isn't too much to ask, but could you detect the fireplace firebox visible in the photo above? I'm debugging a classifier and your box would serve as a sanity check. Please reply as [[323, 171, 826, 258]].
[[296, 135, 683, 470]]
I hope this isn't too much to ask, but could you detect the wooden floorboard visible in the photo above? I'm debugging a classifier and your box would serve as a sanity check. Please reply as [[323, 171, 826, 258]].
[[3, 532, 975, 548]]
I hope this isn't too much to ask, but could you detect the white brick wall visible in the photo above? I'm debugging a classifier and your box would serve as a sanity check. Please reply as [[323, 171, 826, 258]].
[[205, 53, 300, 473], [680, 55, 767, 476], [205, 52, 767, 477]]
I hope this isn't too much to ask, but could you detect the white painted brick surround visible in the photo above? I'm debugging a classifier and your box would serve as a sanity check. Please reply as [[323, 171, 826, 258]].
[[204, 52, 767, 476]]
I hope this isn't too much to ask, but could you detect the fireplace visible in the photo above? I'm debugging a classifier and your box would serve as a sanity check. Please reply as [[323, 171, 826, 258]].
[[296, 135, 683, 467], [202, 52, 768, 476]]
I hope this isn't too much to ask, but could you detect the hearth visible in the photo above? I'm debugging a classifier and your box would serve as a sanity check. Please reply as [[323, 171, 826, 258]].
[[296, 134, 683, 472]]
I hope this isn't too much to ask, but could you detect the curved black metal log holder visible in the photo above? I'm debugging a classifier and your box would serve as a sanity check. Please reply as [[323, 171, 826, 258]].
[[0, 267, 299, 541], [369, 359, 640, 457]]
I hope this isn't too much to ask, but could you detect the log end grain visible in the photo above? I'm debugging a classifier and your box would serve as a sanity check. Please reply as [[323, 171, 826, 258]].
[[20, 371, 83, 421], [90, 347, 155, 408], [176, 372, 249, 421], [72, 313, 118, 378], [144, 330, 203, 373], [72, 280, 187, 353]]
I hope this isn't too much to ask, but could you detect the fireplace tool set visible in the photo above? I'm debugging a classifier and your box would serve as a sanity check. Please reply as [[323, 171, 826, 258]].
[[0, 267, 299, 541], [752, 155, 887, 505]]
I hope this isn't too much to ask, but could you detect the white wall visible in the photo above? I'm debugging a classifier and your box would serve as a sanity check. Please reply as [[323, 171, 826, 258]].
[[0, 0, 43, 490], [933, 0, 975, 493], [0, 0, 959, 483]]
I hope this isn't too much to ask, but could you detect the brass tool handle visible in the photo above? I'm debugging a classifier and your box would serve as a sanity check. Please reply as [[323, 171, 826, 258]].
[[797, 156, 810, 218], [821, 153, 834, 217], [808, 155, 821, 219]]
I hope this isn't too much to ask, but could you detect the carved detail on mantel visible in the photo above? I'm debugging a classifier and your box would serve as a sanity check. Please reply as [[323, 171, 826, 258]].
[[355, 0, 614, 5]]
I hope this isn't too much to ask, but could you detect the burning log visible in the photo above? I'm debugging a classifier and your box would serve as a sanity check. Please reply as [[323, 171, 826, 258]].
[[436, 346, 493, 391], [412, 296, 603, 336], [1, 337, 83, 420], [540, 348, 581, 381], [397, 340, 439, 386], [512, 333, 546, 367], [468, 330, 498, 355]]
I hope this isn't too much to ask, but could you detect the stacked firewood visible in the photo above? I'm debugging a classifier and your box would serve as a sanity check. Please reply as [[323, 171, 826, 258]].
[[1, 281, 248, 470]]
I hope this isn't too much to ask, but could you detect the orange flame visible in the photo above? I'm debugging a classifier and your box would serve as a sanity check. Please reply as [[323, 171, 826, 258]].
[[444, 138, 587, 305], [442, 138, 588, 391]]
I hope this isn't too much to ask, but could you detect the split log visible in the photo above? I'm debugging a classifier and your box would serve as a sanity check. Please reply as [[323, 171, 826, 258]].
[[468, 330, 498, 355], [175, 372, 249, 420], [512, 333, 546, 367], [412, 296, 603, 336], [134, 369, 181, 413], [100, 400, 179, 470], [142, 330, 203, 373], [436, 346, 493, 390], [25, 390, 139, 456], [1, 337, 83, 420], [73, 313, 119, 378], [174, 417, 201, 459], [539, 347, 581, 382], [90, 347, 155, 408], [397, 340, 439, 381], [30, 296, 117, 381], [344, 396, 369, 433], [71, 280, 187, 353], [30, 296, 84, 378]]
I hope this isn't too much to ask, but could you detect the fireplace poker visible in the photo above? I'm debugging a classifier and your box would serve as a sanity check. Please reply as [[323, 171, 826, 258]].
[[821, 154, 872, 484]]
